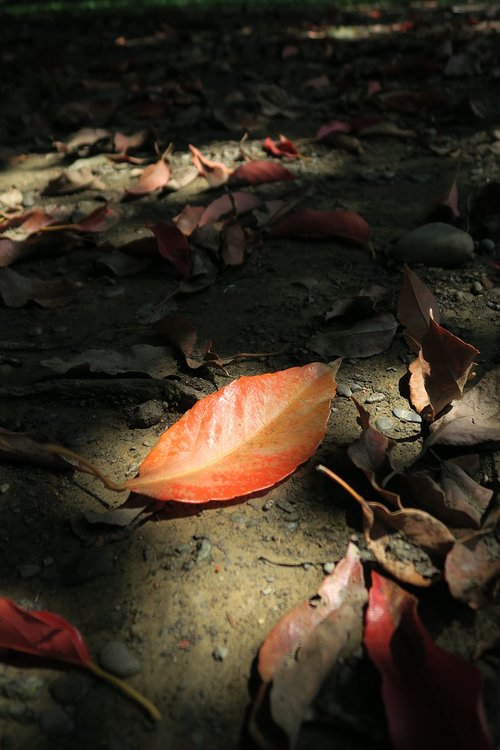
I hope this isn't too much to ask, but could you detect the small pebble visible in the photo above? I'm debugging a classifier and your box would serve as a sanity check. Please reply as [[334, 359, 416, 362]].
[[98, 640, 141, 678], [0, 483, 10, 494], [393, 223, 474, 267], [18, 564, 41, 579], [470, 281, 483, 295], [393, 407, 422, 424], [195, 538, 212, 562], [336, 383, 352, 398], [375, 417, 395, 432], [40, 706, 74, 737], [477, 238, 495, 254], [323, 562, 335, 574], [365, 392, 386, 403], [212, 645, 229, 661], [350, 383, 363, 392], [261, 587, 273, 596], [129, 399, 164, 428]]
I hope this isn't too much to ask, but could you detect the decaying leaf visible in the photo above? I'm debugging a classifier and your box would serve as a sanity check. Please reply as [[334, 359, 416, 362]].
[[426, 366, 500, 447], [41, 345, 177, 379], [0, 598, 160, 721], [42, 169, 101, 196], [347, 399, 401, 508], [0, 267, 80, 308], [230, 160, 295, 185], [398, 265, 441, 347], [445, 524, 500, 609], [409, 318, 479, 421], [189, 145, 232, 187], [308, 313, 397, 359], [257, 543, 367, 748], [0, 428, 72, 470], [318, 465, 455, 586], [124, 362, 339, 502], [263, 135, 300, 159], [53, 127, 110, 154], [365, 572, 494, 750], [150, 223, 191, 277]]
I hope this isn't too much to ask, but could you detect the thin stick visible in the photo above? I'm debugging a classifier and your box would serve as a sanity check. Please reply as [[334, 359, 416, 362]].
[[87, 661, 161, 721], [43, 444, 127, 492]]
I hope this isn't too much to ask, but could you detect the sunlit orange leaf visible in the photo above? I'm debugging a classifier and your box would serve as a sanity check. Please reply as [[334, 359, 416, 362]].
[[318, 465, 455, 586], [125, 362, 339, 502], [150, 223, 191, 277], [263, 135, 300, 159], [124, 159, 171, 198], [270, 208, 370, 247], [409, 318, 479, 421], [230, 160, 295, 185], [189, 145, 232, 187], [365, 572, 494, 750], [0, 598, 160, 721]]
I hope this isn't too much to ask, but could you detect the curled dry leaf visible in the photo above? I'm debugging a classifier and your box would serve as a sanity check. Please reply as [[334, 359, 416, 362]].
[[199, 191, 262, 227], [426, 366, 500, 447], [445, 524, 500, 609], [154, 313, 219, 370], [0, 597, 160, 721], [397, 265, 441, 348], [348, 399, 401, 508], [53, 127, 110, 154], [270, 208, 370, 247], [189, 144, 232, 188], [124, 159, 171, 198], [172, 205, 205, 236], [317, 465, 455, 586], [124, 362, 339, 502], [409, 318, 479, 421], [365, 572, 494, 750], [42, 168, 99, 196], [262, 135, 300, 159], [0, 267, 80, 308]]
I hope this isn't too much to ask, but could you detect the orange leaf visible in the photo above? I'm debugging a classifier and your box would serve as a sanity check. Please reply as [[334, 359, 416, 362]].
[[124, 159, 171, 198], [125, 362, 339, 502], [189, 145, 232, 187]]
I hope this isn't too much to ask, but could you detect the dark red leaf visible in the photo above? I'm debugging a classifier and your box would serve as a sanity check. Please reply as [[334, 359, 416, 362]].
[[270, 208, 370, 246], [199, 192, 262, 227], [365, 572, 494, 750], [262, 135, 300, 159], [0, 597, 91, 666], [150, 223, 191, 277], [229, 160, 295, 185], [316, 120, 352, 142]]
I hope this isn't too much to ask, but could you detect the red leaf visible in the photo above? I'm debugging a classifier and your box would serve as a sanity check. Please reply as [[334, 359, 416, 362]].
[[69, 205, 115, 233], [0, 598, 91, 666], [262, 135, 300, 159], [172, 205, 205, 236], [229, 160, 295, 185], [150, 223, 191, 277], [270, 208, 370, 246], [316, 120, 352, 142], [125, 362, 339, 502], [398, 265, 441, 348], [189, 145, 232, 188], [124, 159, 171, 197], [365, 572, 494, 750]]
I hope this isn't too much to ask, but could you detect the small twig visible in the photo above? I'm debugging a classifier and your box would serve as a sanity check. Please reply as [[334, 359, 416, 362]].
[[43, 443, 127, 492], [258, 556, 323, 568]]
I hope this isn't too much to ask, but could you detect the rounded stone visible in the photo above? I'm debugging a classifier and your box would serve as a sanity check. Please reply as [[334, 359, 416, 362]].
[[393, 407, 422, 424], [392, 223, 474, 267], [98, 640, 141, 678], [40, 706, 74, 736], [375, 417, 395, 432]]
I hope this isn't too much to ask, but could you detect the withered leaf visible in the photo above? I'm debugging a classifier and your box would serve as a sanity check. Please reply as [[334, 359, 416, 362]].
[[426, 366, 500, 447], [309, 313, 397, 359], [124, 160, 171, 198], [0, 268, 80, 308], [318, 465, 455, 586], [445, 524, 500, 608], [409, 318, 479, 421], [0, 428, 72, 470], [42, 169, 101, 196], [398, 265, 441, 348], [42, 345, 177, 378]]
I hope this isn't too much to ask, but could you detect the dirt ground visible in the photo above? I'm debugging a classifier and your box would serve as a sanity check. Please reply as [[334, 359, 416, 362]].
[[0, 2, 499, 749]]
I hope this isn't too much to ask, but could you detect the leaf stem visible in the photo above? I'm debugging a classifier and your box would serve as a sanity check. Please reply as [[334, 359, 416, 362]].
[[316, 464, 366, 504], [43, 444, 127, 492], [87, 660, 161, 721]]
